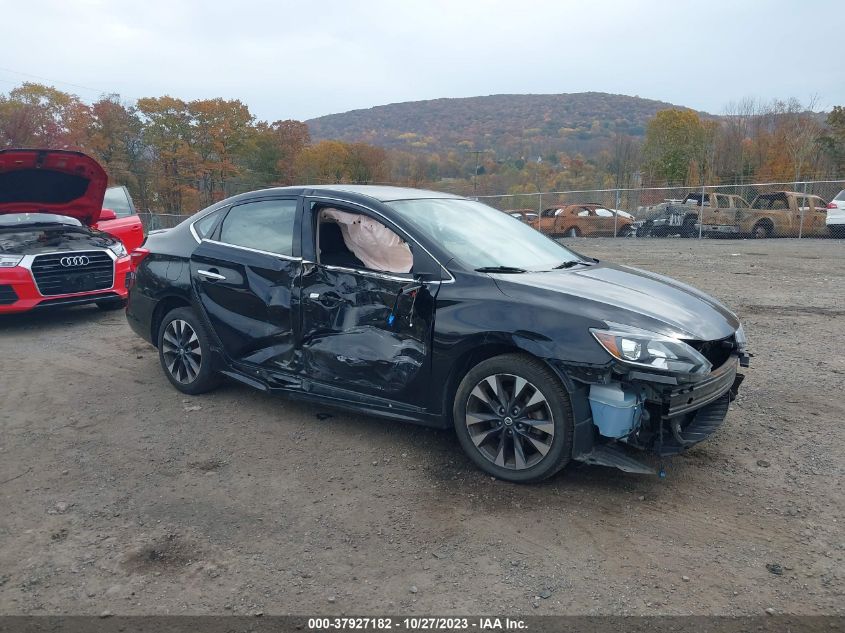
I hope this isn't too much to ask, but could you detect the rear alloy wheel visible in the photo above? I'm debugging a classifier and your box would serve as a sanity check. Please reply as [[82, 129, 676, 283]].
[[157, 307, 221, 394], [453, 354, 573, 483], [752, 222, 771, 239]]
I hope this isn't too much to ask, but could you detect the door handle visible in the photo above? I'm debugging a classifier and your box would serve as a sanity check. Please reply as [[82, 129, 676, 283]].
[[197, 269, 226, 281]]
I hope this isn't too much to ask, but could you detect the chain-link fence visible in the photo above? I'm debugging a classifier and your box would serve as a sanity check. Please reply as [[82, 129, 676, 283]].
[[138, 212, 189, 233], [478, 180, 845, 239], [136, 179, 845, 240]]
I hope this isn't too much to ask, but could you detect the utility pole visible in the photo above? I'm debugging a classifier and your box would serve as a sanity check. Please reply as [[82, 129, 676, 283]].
[[466, 150, 484, 195]]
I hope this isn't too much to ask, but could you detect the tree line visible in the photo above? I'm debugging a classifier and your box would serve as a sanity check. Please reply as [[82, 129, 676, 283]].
[[0, 83, 390, 214], [1, 82, 843, 214]]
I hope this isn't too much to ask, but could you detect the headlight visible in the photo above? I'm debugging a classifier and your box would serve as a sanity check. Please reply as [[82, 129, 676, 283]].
[[734, 323, 747, 350], [0, 254, 23, 268], [108, 242, 128, 258], [590, 326, 712, 376]]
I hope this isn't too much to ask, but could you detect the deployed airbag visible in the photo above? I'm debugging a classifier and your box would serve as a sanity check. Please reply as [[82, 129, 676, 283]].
[[321, 208, 412, 274]]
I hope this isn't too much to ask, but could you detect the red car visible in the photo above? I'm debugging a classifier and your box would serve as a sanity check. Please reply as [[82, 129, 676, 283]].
[[0, 149, 136, 314]]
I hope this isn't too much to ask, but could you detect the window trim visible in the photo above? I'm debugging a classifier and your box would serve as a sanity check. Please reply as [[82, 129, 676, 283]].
[[190, 205, 231, 244], [189, 207, 227, 243], [320, 263, 414, 283], [202, 238, 302, 261]]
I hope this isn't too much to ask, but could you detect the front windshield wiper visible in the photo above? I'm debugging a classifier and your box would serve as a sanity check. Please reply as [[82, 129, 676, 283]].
[[474, 266, 527, 274], [552, 260, 591, 269]]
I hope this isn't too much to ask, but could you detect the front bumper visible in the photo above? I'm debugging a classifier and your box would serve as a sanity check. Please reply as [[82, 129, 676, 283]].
[[571, 354, 746, 472], [697, 223, 740, 234], [0, 257, 132, 314], [664, 356, 739, 417]]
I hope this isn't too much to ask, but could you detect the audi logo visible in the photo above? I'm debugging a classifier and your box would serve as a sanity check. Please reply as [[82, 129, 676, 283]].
[[60, 256, 90, 267]]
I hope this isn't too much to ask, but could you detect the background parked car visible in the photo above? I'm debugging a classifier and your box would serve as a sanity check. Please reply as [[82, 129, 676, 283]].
[[531, 203, 634, 237], [634, 193, 750, 238], [95, 185, 145, 252], [743, 191, 829, 238], [826, 189, 845, 236], [0, 149, 133, 313], [505, 208, 540, 224]]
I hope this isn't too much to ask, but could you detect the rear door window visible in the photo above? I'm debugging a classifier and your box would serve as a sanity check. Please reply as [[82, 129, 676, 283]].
[[219, 199, 298, 256]]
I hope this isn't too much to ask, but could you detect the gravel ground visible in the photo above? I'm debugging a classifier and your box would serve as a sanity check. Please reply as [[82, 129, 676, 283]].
[[0, 238, 843, 616]]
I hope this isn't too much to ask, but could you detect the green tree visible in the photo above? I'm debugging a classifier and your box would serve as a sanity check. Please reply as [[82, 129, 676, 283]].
[[642, 109, 711, 186]]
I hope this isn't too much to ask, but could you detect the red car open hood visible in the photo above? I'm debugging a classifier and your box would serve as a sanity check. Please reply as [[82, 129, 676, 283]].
[[0, 149, 108, 225]]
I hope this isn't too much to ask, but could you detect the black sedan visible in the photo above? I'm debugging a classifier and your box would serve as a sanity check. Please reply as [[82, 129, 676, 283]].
[[126, 185, 749, 482]]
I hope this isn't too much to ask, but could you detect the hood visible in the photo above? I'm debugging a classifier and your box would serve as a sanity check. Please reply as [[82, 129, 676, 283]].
[[494, 263, 740, 341], [0, 149, 108, 225]]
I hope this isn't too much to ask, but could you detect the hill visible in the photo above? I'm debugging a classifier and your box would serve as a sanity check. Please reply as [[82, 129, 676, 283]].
[[306, 92, 702, 159]]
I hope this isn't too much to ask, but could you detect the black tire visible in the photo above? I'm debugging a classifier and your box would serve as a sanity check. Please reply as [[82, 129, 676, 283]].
[[453, 354, 573, 483], [680, 218, 698, 238], [751, 221, 772, 239], [157, 307, 222, 395], [96, 298, 127, 311]]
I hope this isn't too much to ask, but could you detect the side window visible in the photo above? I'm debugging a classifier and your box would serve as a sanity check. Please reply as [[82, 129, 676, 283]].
[[735, 197, 749, 208], [219, 199, 297, 256], [193, 208, 224, 239], [717, 195, 731, 209], [577, 208, 591, 217], [317, 207, 413, 274]]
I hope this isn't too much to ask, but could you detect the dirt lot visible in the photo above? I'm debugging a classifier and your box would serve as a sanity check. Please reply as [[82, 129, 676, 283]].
[[1, 238, 843, 616]]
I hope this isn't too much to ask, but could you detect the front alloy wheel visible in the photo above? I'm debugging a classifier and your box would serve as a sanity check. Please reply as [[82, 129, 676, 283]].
[[454, 354, 573, 482], [465, 374, 555, 470]]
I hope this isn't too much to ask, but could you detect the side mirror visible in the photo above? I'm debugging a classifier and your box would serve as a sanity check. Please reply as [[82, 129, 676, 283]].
[[99, 208, 117, 221]]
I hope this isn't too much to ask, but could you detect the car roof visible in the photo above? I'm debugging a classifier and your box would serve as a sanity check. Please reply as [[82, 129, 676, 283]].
[[757, 191, 821, 197], [301, 184, 464, 202]]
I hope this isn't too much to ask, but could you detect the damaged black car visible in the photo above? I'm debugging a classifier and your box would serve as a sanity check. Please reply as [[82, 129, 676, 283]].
[[126, 185, 749, 482]]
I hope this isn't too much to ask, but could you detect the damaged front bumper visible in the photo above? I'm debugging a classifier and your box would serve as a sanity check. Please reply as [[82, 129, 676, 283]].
[[571, 353, 747, 474]]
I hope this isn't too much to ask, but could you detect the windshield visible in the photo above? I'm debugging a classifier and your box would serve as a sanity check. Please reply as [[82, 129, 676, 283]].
[[386, 198, 582, 271], [0, 213, 81, 227]]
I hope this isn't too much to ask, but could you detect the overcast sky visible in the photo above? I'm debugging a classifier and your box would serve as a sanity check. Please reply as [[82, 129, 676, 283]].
[[2, 0, 842, 122]]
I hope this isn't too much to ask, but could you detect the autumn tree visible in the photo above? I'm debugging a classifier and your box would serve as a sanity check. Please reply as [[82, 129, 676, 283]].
[[293, 140, 387, 184], [190, 98, 254, 205], [821, 105, 845, 173], [642, 109, 713, 186], [249, 119, 311, 187], [136, 96, 199, 213], [0, 83, 90, 148]]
